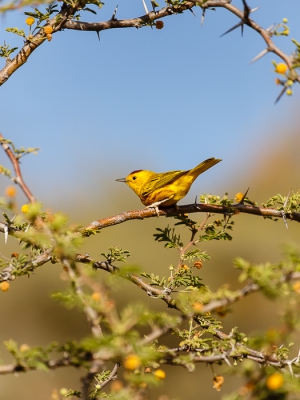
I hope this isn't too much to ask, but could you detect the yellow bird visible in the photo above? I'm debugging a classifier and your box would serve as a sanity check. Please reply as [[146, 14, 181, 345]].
[[116, 158, 221, 212]]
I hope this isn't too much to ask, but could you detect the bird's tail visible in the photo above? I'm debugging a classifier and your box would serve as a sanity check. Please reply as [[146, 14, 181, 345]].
[[188, 158, 222, 179]]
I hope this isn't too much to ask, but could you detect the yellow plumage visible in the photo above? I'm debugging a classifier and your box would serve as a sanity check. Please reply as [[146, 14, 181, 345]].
[[116, 158, 221, 208]]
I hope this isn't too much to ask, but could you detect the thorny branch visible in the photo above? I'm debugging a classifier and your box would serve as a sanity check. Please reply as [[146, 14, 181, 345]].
[[0, 133, 35, 202], [0, 0, 298, 86], [0, 201, 299, 242], [1, 252, 300, 377], [77, 255, 300, 366], [62, 259, 103, 338], [82, 202, 300, 233]]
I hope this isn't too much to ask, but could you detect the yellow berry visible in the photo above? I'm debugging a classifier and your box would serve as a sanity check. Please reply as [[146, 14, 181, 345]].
[[124, 354, 141, 370], [21, 204, 29, 213], [266, 373, 284, 390], [213, 375, 224, 391], [181, 264, 189, 270], [25, 16, 35, 26], [44, 25, 53, 34], [154, 369, 166, 380], [286, 89, 293, 96], [0, 281, 10, 291], [286, 80, 293, 87], [155, 20, 164, 29], [59, 388, 68, 396], [20, 343, 30, 352], [235, 192, 244, 202], [275, 63, 288, 74], [46, 33, 52, 42], [282, 18, 288, 23], [5, 186, 16, 197]]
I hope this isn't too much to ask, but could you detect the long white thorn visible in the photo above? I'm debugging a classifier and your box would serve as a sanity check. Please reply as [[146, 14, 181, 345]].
[[249, 48, 268, 64], [141, 0, 149, 14]]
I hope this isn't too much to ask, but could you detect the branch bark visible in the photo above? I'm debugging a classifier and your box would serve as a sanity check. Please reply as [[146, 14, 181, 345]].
[[0, 134, 35, 202], [0, 0, 298, 86], [83, 202, 300, 233]]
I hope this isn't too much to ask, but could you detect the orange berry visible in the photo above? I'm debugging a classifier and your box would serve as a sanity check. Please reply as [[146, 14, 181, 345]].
[[181, 264, 189, 270], [11, 252, 18, 258], [91, 291, 101, 301], [154, 369, 166, 380], [274, 78, 281, 85], [193, 302, 203, 313], [0, 281, 10, 291], [266, 373, 284, 390], [193, 261, 202, 269], [275, 63, 288, 74], [44, 25, 53, 34], [111, 380, 123, 392], [46, 33, 52, 41], [25, 16, 35, 26], [216, 307, 227, 317], [124, 354, 141, 370], [5, 186, 16, 197], [293, 281, 300, 293], [155, 20, 164, 29]]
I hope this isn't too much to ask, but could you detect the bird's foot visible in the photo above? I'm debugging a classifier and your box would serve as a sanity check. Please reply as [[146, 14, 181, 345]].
[[146, 197, 171, 217]]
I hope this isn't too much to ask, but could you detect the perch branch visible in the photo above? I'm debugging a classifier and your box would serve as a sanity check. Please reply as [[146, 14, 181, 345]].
[[83, 202, 300, 233]]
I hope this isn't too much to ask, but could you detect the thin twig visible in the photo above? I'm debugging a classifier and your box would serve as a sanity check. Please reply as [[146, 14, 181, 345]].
[[0, 134, 35, 202], [62, 259, 103, 338]]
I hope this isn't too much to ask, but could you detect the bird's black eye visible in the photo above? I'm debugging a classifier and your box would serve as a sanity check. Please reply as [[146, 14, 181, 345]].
[[132, 176, 137, 180]]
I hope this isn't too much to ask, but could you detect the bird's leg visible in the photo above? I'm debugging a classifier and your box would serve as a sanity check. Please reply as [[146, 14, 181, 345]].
[[146, 197, 172, 217]]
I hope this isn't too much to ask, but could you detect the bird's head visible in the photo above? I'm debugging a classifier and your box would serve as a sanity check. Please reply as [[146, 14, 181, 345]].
[[116, 170, 153, 195]]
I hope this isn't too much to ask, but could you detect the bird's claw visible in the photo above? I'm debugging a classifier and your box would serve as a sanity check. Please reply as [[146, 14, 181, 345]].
[[146, 197, 171, 217]]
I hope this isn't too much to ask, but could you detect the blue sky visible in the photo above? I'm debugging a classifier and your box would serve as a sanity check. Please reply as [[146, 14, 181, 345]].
[[0, 0, 300, 210]]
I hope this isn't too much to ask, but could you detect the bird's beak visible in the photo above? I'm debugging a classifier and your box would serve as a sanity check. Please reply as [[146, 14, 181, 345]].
[[115, 178, 127, 183]]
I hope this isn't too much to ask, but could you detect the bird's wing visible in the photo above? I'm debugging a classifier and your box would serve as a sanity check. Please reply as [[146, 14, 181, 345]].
[[141, 170, 187, 197]]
